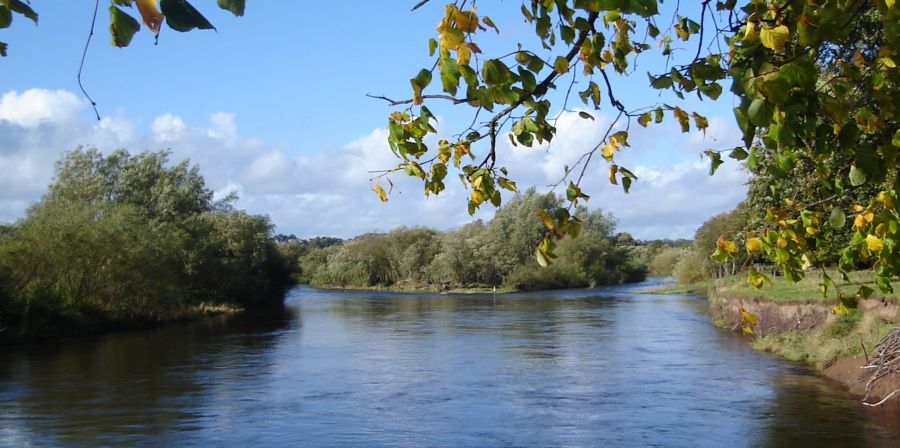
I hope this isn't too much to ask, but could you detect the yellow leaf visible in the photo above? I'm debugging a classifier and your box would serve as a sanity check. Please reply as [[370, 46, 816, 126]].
[[601, 144, 615, 160], [742, 326, 754, 335], [553, 56, 569, 74], [135, 0, 164, 34], [482, 16, 499, 34], [535, 209, 555, 230], [801, 254, 813, 270], [455, 10, 479, 33], [877, 191, 894, 209], [440, 27, 465, 50], [760, 25, 789, 51], [777, 237, 788, 249], [866, 234, 884, 253], [887, 0, 895, 10], [740, 307, 758, 325], [469, 189, 485, 205], [746, 237, 763, 253], [608, 164, 618, 185], [743, 21, 758, 41], [457, 44, 471, 65], [717, 237, 737, 254], [372, 180, 388, 203]]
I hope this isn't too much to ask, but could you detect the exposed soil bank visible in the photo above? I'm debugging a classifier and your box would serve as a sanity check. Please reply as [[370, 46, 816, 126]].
[[708, 293, 900, 406]]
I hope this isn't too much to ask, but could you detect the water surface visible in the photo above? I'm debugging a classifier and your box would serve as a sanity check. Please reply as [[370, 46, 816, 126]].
[[1, 280, 898, 447]]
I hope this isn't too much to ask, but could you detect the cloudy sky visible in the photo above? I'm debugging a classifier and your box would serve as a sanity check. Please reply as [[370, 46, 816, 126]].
[[1, 2, 748, 240]]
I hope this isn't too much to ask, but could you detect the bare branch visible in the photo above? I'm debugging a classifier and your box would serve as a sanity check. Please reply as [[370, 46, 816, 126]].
[[367, 93, 471, 106], [78, 0, 101, 121], [410, 0, 433, 12]]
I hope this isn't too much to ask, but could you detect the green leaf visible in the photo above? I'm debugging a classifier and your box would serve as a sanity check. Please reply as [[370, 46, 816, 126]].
[[704, 150, 723, 175], [216, 0, 245, 16], [699, 82, 723, 100], [428, 38, 438, 56], [439, 55, 461, 95], [410, 68, 432, 104], [482, 59, 512, 86], [762, 77, 790, 105], [893, 129, 900, 147], [109, 5, 141, 47], [637, 112, 651, 127], [829, 207, 846, 229], [578, 111, 594, 121], [760, 24, 789, 51], [849, 164, 867, 186], [0, 7, 10, 29], [553, 55, 569, 74], [729, 147, 748, 161], [747, 98, 773, 127], [518, 67, 537, 92], [8, 0, 38, 23], [160, 0, 215, 32]]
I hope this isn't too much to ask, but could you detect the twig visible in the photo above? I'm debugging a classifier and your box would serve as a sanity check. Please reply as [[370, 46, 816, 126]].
[[410, 0, 433, 12], [367, 93, 471, 106], [78, 0, 101, 121], [863, 388, 900, 407]]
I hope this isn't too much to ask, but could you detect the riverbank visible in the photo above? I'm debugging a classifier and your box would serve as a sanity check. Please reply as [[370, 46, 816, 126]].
[[0, 302, 244, 346], [646, 274, 900, 406], [309, 283, 517, 294]]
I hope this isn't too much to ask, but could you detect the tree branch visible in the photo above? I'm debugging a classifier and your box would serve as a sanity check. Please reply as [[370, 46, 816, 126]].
[[410, 0, 433, 12], [366, 93, 471, 106]]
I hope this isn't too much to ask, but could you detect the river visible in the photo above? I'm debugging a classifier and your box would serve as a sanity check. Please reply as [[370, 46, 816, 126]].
[[1, 280, 898, 447]]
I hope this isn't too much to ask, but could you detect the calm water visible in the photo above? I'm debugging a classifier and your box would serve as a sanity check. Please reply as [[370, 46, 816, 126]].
[[1, 280, 898, 447]]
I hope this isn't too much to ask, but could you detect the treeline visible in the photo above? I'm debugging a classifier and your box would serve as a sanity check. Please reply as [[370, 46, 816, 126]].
[[0, 148, 294, 342], [281, 189, 650, 291]]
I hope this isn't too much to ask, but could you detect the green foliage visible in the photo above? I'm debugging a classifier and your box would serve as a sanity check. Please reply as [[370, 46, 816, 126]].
[[0, 148, 293, 342], [374, 0, 899, 306], [302, 189, 645, 291], [648, 246, 686, 277], [2, 0, 244, 56], [752, 312, 894, 368]]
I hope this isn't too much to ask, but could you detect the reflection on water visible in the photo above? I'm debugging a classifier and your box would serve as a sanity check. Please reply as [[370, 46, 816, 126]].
[[1, 281, 897, 447]]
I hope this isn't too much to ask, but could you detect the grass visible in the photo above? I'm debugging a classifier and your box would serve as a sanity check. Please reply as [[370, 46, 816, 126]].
[[752, 311, 896, 368], [715, 269, 899, 303], [638, 278, 720, 295]]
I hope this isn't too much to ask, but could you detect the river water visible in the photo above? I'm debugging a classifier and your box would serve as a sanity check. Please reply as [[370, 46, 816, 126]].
[[1, 280, 898, 447]]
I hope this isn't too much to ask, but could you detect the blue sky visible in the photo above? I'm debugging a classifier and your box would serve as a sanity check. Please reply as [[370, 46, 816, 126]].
[[1, 1, 747, 239]]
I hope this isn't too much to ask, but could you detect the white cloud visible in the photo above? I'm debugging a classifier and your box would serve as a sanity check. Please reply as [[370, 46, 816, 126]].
[[151, 114, 186, 141], [0, 89, 82, 127], [207, 112, 237, 141], [0, 89, 747, 240]]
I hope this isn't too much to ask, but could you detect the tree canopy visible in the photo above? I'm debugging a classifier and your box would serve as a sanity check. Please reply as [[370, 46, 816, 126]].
[[371, 0, 899, 302]]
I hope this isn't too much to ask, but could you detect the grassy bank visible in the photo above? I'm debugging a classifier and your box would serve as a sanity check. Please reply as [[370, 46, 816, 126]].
[[646, 271, 899, 303], [751, 310, 895, 368], [660, 271, 900, 402]]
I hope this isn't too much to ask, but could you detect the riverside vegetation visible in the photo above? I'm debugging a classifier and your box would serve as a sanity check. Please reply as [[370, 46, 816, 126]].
[[281, 188, 657, 292], [0, 148, 296, 343], [0, 150, 663, 343], [646, 205, 900, 404]]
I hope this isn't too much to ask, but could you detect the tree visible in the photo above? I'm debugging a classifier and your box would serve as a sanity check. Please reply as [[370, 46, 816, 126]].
[[372, 0, 898, 300]]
